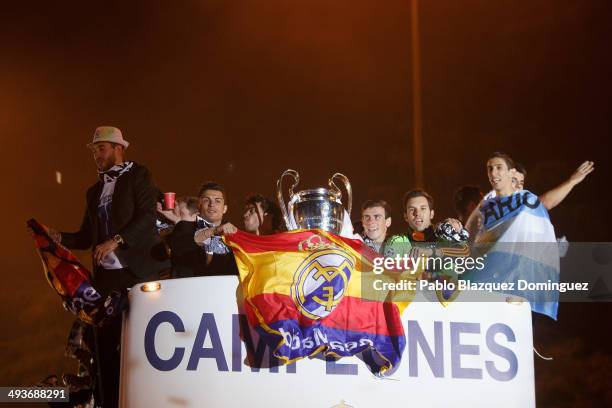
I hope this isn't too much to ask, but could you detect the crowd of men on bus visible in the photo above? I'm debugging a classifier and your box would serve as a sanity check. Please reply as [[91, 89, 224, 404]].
[[154, 156, 593, 281], [32, 127, 594, 407]]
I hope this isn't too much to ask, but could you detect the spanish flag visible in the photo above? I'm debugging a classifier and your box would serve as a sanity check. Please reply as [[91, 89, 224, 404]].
[[225, 229, 412, 375], [28, 218, 124, 326]]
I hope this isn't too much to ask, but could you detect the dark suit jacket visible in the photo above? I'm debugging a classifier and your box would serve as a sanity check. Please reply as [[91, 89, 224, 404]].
[[61, 162, 170, 281], [167, 220, 208, 278], [166, 221, 238, 278]]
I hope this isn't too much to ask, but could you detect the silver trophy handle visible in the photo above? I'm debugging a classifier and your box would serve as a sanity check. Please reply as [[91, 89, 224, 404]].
[[329, 173, 352, 218], [276, 169, 300, 230]]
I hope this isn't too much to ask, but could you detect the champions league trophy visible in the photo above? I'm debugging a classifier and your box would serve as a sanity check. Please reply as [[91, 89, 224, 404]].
[[276, 169, 352, 234]]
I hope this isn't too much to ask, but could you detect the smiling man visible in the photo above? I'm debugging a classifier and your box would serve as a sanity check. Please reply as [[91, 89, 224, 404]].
[[193, 182, 238, 276], [487, 152, 516, 198], [463, 151, 560, 319], [360, 199, 392, 253], [465, 152, 517, 238]]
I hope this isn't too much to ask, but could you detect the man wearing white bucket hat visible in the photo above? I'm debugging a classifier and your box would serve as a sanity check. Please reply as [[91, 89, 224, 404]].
[[48, 126, 169, 407]]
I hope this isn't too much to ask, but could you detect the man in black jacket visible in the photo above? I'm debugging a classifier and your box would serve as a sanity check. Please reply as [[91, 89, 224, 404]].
[[48, 126, 169, 407], [157, 196, 208, 278], [193, 182, 239, 276]]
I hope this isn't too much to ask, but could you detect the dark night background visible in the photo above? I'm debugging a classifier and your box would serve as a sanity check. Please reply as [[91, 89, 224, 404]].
[[1, 1, 611, 406]]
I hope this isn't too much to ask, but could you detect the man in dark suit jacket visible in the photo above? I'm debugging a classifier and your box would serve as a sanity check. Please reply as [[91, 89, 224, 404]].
[[48, 126, 169, 408]]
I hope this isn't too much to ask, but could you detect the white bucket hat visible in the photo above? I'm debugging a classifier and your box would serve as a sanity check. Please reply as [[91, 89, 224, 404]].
[[87, 126, 130, 149]]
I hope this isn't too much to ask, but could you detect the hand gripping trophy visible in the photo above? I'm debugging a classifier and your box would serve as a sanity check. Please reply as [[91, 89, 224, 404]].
[[276, 169, 352, 235]]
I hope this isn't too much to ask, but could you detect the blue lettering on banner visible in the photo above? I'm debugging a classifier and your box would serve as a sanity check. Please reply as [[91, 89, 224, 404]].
[[485, 323, 518, 381], [231, 314, 242, 372], [451, 322, 483, 379], [408, 320, 444, 378], [187, 313, 228, 371], [326, 359, 358, 375], [482, 191, 541, 226], [143, 313, 519, 381], [144, 311, 186, 371], [232, 314, 297, 373]]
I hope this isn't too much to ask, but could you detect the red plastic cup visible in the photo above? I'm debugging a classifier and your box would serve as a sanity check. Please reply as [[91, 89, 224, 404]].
[[163, 192, 176, 210]]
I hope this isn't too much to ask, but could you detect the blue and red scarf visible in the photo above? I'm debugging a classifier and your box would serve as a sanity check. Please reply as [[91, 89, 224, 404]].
[[28, 218, 125, 326]]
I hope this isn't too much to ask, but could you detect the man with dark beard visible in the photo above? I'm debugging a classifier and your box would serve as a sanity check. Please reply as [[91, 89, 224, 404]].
[[45, 126, 169, 407]]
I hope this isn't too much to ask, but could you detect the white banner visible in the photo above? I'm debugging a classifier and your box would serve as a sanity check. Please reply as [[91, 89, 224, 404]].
[[120, 276, 535, 408]]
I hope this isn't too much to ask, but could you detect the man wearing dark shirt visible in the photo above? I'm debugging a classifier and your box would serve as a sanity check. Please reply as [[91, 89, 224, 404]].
[[158, 196, 208, 278], [193, 182, 239, 276], [46, 126, 169, 407]]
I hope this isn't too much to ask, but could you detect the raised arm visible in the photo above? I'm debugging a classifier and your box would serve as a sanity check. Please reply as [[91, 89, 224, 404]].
[[540, 161, 594, 210]]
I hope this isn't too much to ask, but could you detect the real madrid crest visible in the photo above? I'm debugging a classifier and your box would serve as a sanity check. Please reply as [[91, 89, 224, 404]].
[[297, 234, 336, 251], [291, 248, 355, 320]]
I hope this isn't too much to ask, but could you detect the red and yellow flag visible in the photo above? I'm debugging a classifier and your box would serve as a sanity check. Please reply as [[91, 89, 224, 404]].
[[28, 218, 123, 325], [225, 229, 412, 375]]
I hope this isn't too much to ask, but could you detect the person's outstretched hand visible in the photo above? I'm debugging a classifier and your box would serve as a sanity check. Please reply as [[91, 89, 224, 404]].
[[569, 161, 595, 186], [157, 202, 180, 224], [216, 223, 238, 235]]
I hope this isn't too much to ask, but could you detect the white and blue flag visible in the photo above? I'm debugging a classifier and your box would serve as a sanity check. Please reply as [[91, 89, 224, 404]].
[[465, 189, 560, 319]]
